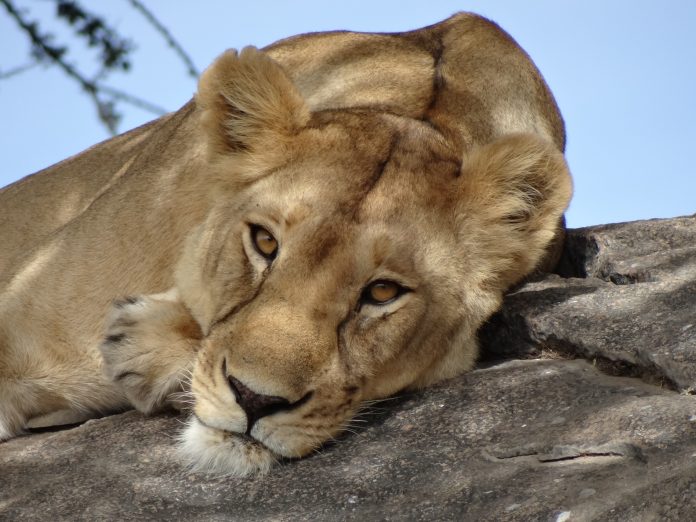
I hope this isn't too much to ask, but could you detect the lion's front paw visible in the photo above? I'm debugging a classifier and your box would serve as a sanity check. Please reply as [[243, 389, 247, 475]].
[[99, 292, 201, 414]]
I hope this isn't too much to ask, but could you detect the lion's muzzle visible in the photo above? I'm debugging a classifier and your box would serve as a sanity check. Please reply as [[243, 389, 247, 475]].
[[225, 363, 314, 434]]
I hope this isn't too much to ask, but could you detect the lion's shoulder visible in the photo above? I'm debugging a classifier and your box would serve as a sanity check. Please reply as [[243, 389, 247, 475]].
[[0, 105, 197, 282]]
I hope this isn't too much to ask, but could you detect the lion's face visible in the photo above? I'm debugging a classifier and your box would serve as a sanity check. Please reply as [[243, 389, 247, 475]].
[[174, 47, 571, 474]]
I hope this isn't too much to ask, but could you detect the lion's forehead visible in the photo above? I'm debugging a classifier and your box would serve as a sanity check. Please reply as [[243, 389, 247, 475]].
[[243, 176, 458, 294], [250, 156, 458, 247], [250, 116, 461, 223]]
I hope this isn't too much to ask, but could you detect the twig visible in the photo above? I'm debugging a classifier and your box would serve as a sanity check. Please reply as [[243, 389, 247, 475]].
[[127, 0, 199, 78], [99, 84, 167, 115], [1, 0, 168, 134], [2, 0, 92, 92], [0, 61, 38, 79]]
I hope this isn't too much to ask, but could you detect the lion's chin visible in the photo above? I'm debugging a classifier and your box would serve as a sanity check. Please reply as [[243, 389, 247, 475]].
[[177, 416, 277, 476]]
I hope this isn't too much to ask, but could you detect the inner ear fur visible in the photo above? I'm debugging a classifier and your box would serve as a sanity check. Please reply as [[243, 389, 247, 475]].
[[459, 133, 573, 289], [196, 46, 310, 176]]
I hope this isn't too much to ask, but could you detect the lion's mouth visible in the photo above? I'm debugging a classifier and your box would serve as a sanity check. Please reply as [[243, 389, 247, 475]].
[[193, 413, 271, 451]]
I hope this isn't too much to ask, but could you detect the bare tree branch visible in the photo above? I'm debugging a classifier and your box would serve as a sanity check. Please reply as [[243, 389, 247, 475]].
[[99, 84, 168, 115], [127, 0, 199, 78], [1, 0, 167, 134], [0, 61, 37, 79]]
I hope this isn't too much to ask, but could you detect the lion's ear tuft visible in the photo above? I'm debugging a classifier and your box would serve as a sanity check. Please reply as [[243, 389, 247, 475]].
[[197, 46, 310, 163], [458, 133, 572, 289]]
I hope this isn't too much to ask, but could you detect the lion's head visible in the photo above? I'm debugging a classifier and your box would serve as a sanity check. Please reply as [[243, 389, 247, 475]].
[[172, 47, 571, 474]]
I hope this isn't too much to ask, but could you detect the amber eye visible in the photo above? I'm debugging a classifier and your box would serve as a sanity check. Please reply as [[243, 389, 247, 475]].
[[361, 280, 406, 306], [251, 225, 278, 260]]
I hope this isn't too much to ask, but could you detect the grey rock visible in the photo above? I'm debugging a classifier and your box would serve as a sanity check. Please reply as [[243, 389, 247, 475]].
[[2, 215, 696, 521], [560, 214, 696, 284], [3, 359, 696, 521], [481, 214, 696, 391]]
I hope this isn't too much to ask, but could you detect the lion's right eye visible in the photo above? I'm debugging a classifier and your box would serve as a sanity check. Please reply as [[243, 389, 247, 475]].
[[251, 225, 278, 260], [360, 279, 408, 306]]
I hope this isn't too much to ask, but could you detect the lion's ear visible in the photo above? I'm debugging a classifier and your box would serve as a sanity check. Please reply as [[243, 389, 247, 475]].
[[458, 133, 572, 289], [197, 46, 310, 170]]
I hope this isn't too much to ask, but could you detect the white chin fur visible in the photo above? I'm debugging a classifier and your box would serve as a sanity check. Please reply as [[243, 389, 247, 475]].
[[177, 416, 276, 476]]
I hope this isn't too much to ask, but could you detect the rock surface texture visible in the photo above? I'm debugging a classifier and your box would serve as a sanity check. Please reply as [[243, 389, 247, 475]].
[[2, 215, 695, 521]]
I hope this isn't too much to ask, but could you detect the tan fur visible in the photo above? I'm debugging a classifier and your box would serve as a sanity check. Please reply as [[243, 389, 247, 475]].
[[0, 14, 571, 474]]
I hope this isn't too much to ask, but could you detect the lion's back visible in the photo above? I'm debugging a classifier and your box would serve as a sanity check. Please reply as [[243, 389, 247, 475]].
[[266, 12, 564, 150]]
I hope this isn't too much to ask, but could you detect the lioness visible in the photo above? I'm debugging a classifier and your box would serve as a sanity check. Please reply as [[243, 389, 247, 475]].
[[0, 13, 571, 475]]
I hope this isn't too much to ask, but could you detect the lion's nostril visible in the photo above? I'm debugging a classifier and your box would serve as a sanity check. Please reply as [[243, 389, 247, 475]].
[[225, 371, 242, 404], [226, 374, 294, 433]]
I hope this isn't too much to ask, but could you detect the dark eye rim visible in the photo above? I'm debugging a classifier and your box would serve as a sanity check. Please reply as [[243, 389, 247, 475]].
[[359, 279, 410, 307], [249, 224, 278, 261]]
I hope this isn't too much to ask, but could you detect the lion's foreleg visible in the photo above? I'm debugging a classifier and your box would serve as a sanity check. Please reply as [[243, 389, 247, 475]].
[[99, 289, 202, 414]]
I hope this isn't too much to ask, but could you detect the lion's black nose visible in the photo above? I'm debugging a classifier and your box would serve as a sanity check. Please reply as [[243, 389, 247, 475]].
[[226, 374, 292, 433]]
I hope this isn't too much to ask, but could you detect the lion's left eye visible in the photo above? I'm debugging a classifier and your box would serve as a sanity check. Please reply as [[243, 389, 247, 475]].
[[251, 225, 278, 260], [360, 280, 407, 306]]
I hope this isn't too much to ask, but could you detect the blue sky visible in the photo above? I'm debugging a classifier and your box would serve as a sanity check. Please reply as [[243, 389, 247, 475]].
[[1, 1, 694, 227]]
